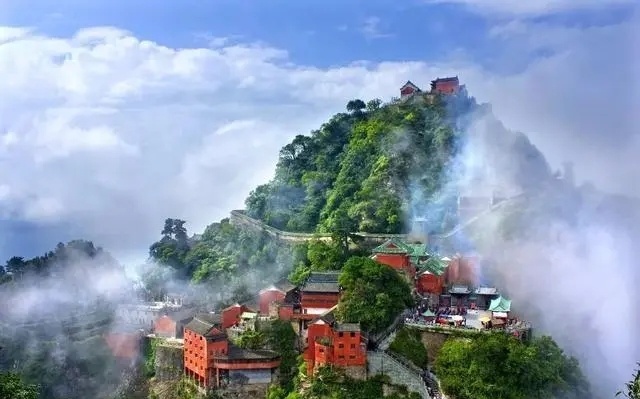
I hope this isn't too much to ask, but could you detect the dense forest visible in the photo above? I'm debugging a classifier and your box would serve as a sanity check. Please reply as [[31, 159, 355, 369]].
[[243, 94, 476, 235]]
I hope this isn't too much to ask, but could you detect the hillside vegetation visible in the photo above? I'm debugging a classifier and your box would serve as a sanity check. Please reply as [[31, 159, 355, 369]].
[[244, 95, 474, 235]]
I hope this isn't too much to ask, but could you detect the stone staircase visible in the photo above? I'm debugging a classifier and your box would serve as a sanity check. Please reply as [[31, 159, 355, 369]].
[[367, 350, 430, 398], [378, 329, 396, 351]]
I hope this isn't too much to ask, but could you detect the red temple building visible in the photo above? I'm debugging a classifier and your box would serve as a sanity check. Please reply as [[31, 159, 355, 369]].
[[430, 76, 460, 95], [258, 279, 298, 316], [299, 272, 342, 319], [183, 314, 281, 390], [303, 310, 367, 379], [221, 304, 247, 329], [415, 257, 448, 297], [154, 308, 195, 339], [371, 239, 429, 282], [399, 80, 422, 98]]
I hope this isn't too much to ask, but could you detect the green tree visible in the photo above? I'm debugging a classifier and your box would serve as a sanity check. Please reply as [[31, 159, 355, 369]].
[[388, 327, 428, 368], [617, 363, 640, 399], [336, 257, 413, 333], [435, 333, 590, 399], [346, 99, 366, 114], [264, 320, 299, 391], [0, 372, 39, 399], [235, 330, 266, 349]]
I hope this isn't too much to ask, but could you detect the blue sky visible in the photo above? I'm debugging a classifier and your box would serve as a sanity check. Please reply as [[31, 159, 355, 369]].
[[0, 0, 637, 263], [1, 0, 633, 70]]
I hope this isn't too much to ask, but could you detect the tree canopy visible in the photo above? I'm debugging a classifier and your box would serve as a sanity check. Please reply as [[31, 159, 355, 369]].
[[0, 372, 39, 399], [434, 333, 591, 399], [618, 363, 640, 399], [336, 256, 413, 333], [244, 95, 472, 236]]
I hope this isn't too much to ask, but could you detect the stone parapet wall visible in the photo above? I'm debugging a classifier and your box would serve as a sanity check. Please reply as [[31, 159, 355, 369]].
[[229, 210, 408, 244], [367, 350, 430, 398]]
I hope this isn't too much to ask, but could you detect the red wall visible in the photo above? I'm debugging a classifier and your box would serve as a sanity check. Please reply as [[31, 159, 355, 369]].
[[332, 330, 366, 368], [400, 86, 417, 96], [444, 256, 479, 287], [417, 273, 444, 295], [433, 80, 459, 94], [154, 315, 177, 337], [304, 322, 366, 375], [278, 305, 294, 321], [301, 292, 340, 311], [184, 327, 230, 388], [259, 289, 285, 314], [373, 253, 409, 270], [222, 305, 244, 329], [373, 253, 416, 279]]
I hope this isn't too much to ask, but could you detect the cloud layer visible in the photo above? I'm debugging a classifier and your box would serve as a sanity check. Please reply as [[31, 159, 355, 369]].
[[0, 9, 637, 263]]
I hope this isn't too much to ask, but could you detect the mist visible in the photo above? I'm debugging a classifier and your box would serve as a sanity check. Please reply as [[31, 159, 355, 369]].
[[430, 103, 640, 397], [0, 243, 139, 399]]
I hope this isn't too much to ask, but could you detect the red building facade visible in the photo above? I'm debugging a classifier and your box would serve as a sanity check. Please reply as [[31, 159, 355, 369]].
[[221, 304, 249, 329], [258, 280, 298, 315], [416, 270, 445, 296], [430, 76, 460, 94], [183, 314, 281, 390], [399, 80, 421, 98], [303, 313, 366, 377], [154, 309, 195, 339], [299, 272, 341, 319]]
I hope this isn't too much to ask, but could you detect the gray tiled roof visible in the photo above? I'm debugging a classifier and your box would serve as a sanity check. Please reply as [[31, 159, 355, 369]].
[[184, 313, 222, 337], [449, 285, 471, 294], [302, 282, 340, 293], [214, 345, 280, 361], [307, 271, 340, 283], [335, 323, 360, 332]]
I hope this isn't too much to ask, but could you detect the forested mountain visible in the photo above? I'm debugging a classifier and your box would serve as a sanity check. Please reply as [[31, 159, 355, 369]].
[[244, 95, 477, 235], [3, 85, 636, 399]]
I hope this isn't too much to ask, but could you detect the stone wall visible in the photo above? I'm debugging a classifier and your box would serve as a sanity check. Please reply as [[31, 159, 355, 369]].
[[216, 383, 270, 399], [367, 350, 429, 398], [229, 210, 408, 244], [343, 365, 367, 380], [154, 342, 184, 382]]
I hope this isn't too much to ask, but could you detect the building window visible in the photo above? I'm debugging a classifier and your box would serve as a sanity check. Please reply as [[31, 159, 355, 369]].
[[338, 344, 344, 348], [350, 344, 355, 349], [350, 332, 355, 337], [338, 332, 343, 337], [349, 355, 355, 359], [319, 349, 324, 353], [339, 355, 345, 360]]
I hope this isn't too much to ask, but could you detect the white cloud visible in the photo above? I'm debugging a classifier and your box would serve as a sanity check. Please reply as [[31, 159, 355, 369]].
[[360, 17, 394, 40], [424, 0, 635, 16], [0, 11, 636, 267]]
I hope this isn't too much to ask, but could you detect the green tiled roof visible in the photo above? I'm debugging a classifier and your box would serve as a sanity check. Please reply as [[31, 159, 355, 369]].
[[372, 238, 413, 254], [488, 296, 512, 312], [419, 257, 448, 276], [422, 309, 436, 318], [372, 239, 430, 257]]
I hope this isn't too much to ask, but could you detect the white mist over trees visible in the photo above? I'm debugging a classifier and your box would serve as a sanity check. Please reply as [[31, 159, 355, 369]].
[[441, 107, 640, 397]]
